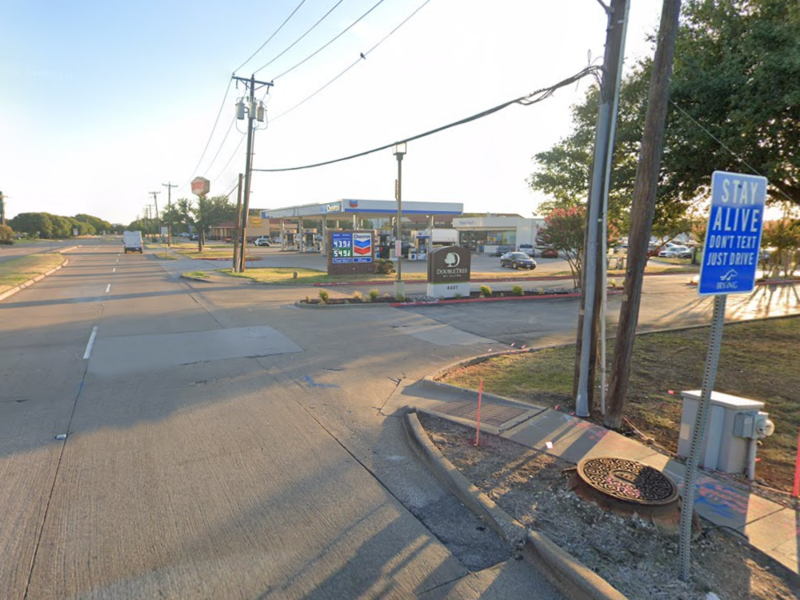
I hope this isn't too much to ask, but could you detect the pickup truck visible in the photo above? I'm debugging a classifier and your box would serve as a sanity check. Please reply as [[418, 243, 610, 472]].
[[123, 231, 144, 254]]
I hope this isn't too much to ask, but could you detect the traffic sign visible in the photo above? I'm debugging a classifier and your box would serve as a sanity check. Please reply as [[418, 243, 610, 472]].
[[698, 171, 767, 295], [191, 177, 210, 197]]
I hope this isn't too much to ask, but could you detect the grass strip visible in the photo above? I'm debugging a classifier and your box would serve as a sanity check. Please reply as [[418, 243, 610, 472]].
[[442, 316, 800, 492], [0, 253, 66, 292]]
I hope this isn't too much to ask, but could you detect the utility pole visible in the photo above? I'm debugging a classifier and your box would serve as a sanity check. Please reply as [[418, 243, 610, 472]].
[[606, 0, 682, 429], [233, 74, 271, 273], [162, 182, 177, 245], [149, 191, 161, 240], [573, 0, 630, 417], [232, 173, 244, 273], [0, 191, 7, 226]]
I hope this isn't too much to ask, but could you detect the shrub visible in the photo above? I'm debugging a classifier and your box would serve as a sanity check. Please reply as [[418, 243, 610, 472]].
[[375, 259, 396, 275], [479, 285, 492, 297], [368, 289, 380, 301], [511, 285, 524, 296], [352, 291, 363, 302], [395, 293, 405, 302], [318, 289, 330, 304]]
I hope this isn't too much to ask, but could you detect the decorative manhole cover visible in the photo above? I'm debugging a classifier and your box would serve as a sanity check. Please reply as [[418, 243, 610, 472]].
[[577, 457, 678, 506]]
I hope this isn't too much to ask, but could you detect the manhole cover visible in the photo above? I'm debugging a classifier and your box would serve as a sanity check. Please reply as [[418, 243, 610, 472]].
[[577, 457, 678, 506]]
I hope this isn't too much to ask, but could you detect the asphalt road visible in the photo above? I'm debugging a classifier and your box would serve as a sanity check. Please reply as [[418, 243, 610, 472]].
[[2, 239, 798, 599]]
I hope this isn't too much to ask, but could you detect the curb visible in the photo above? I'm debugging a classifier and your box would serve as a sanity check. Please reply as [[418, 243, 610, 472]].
[[391, 291, 592, 308], [403, 409, 628, 600], [403, 409, 526, 546], [0, 258, 69, 303], [294, 300, 389, 309], [313, 274, 576, 287]]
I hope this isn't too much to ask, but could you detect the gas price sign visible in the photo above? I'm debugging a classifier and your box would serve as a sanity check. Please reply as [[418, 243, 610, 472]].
[[331, 232, 353, 264]]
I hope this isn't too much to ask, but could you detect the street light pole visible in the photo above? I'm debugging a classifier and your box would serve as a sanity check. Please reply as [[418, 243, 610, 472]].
[[394, 142, 407, 299]]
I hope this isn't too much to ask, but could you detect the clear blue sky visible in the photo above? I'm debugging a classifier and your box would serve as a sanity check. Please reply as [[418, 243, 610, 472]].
[[1, 0, 664, 225]]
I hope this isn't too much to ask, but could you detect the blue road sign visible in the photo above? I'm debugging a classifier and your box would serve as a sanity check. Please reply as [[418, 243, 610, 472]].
[[698, 171, 768, 295]]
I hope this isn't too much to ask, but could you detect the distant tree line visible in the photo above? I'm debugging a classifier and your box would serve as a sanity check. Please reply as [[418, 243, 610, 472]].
[[8, 212, 118, 239]]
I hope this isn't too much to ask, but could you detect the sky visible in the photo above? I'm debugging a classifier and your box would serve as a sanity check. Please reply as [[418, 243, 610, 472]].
[[1, 0, 666, 225]]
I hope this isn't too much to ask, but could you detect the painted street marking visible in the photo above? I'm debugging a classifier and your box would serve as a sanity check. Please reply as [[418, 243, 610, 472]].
[[303, 375, 338, 389], [106, 284, 111, 294], [83, 326, 98, 360], [112, 268, 116, 273]]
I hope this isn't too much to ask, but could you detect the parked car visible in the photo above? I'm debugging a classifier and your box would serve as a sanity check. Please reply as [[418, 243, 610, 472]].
[[492, 245, 513, 257], [658, 245, 689, 258], [178, 232, 191, 238], [519, 244, 535, 257], [189, 233, 199, 241], [540, 247, 559, 259], [500, 251, 537, 270], [254, 237, 271, 247]]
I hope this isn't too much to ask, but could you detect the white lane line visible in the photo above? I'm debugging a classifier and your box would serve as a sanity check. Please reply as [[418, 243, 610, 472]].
[[106, 284, 111, 294], [112, 268, 116, 273], [83, 326, 98, 359]]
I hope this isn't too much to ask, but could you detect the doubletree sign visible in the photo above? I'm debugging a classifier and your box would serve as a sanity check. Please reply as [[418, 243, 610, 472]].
[[427, 246, 471, 299]]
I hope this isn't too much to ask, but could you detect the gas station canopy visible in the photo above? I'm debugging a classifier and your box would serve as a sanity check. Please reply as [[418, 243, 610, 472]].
[[260, 199, 463, 219]]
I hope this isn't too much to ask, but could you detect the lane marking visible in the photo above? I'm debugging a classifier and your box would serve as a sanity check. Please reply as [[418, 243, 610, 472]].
[[83, 326, 98, 359], [112, 268, 116, 273], [106, 284, 111, 294]]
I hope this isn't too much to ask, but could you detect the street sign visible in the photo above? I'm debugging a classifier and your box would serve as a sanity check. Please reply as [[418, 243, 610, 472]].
[[698, 171, 767, 295], [191, 177, 210, 197], [160, 226, 169, 236]]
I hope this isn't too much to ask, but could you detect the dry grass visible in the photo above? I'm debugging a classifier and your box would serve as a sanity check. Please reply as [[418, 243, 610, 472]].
[[0, 253, 65, 292]]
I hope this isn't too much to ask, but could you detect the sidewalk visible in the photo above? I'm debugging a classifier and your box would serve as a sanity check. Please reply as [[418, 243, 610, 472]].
[[389, 378, 799, 576]]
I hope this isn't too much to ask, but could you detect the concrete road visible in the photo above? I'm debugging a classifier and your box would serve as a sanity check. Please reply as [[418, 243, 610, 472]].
[[2, 239, 797, 599], [0, 240, 562, 600]]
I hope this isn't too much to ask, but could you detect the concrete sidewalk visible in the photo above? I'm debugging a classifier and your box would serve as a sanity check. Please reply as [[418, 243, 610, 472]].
[[388, 378, 799, 577]]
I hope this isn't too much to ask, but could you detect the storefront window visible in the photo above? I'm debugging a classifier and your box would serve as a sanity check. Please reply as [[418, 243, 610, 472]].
[[458, 230, 515, 250]]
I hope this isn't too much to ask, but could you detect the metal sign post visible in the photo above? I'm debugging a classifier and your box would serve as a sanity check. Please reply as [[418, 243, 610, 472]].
[[678, 171, 767, 581]]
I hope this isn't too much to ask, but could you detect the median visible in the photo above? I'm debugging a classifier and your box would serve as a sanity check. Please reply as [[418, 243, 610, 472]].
[[0, 253, 67, 298]]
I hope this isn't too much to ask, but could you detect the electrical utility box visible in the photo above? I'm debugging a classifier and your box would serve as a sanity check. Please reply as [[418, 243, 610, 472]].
[[677, 390, 768, 474]]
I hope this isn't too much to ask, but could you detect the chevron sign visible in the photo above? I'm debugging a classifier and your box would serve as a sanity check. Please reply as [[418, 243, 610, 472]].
[[352, 233, 373, 263]]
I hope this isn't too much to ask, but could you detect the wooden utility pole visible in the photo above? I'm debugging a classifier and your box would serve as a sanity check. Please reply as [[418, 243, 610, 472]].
[[232, 173, 244, 273], [574, 0, 630, 417], [606, 0, 682, 429]]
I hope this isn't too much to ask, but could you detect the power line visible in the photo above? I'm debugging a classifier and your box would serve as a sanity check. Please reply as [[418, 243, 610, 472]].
[[212, 132, 247, 183], [254, 0, 347, 75], [235, 0, 309, 74], [670, 99, 796, 204], [178, 78, 234, 191], [272, 0, 388, 81], [202, 117, 237, 176], [271, 0, 431, 122], [254, 66, 600, 173]]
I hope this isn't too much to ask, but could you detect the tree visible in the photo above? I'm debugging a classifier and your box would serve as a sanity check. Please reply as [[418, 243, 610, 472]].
[[761, 218, 800, 277], [10, 213, 54, 238], [529, 0, 800, 227], [75, 214, 112, 234], [537, 208, 587, 289], [190, 195, 236, 251], [0, 224, 13, 242], [537, 207, 619, 289]]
